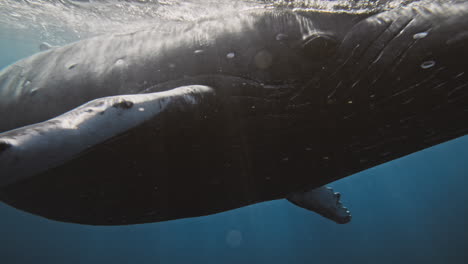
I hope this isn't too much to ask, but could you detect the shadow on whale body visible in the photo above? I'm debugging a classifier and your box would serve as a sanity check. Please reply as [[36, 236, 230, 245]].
[[0, 0, 467, 225]]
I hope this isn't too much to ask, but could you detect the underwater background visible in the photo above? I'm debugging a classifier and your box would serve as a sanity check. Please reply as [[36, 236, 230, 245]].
[[1, 1, 468, 263]]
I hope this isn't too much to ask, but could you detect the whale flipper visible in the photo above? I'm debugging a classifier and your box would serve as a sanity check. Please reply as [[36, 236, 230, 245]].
[[0, 85, 215, 187], [287, 186, 351, 224]]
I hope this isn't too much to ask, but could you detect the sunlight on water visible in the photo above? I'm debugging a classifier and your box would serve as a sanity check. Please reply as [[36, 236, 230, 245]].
[[0, 0, 263, 44], [0, 0, 440, 45]]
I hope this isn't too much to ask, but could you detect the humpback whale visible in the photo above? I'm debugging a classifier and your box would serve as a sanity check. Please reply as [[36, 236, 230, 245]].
[[0, 0, 467, 225]]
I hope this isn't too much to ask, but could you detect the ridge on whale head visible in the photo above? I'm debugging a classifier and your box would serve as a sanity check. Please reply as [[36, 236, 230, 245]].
[[0, 0, 467, 225]]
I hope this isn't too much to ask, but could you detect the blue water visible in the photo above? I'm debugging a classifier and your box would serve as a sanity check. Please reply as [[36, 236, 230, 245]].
[[1, 37, 468, 264]]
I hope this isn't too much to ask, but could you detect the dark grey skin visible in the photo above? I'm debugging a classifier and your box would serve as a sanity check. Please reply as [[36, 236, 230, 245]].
[[0, 10, 360, 133], [0, 1, 467, 225]]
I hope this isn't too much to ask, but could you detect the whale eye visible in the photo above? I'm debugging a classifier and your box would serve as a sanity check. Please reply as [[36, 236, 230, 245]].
[[302, 34, 338, 59]]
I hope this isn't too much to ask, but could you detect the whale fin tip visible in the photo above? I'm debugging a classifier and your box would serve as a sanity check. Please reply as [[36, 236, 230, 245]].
[[287, 185, 352, 224]]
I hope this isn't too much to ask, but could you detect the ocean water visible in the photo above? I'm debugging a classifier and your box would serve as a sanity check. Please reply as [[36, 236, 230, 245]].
[[1, 1, 468, 263]]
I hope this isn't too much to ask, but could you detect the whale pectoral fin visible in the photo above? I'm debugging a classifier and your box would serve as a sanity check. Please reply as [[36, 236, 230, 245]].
[[0, 85, 215, 187], [287, 186, 352, 224]]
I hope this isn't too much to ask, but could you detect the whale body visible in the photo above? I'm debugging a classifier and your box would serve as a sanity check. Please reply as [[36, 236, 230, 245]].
[[0, 1, 467, 225]]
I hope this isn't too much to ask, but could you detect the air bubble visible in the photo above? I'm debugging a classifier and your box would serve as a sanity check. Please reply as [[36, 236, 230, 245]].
[[30, 87, 39, 96], [226, 52, 235, 59], [194, 49, 204, 54], [413, 32, 428, 39], [66, 62, 78, 70], [275, 33, 288, 41], [138, 107, 145, 112], [421, 60, 435, 69], [23, 80, 31, 88], [115, 59, 125, 67]]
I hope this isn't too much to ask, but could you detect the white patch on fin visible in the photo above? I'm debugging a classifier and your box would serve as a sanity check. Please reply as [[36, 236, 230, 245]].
[[287, 186, 351, 224]]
